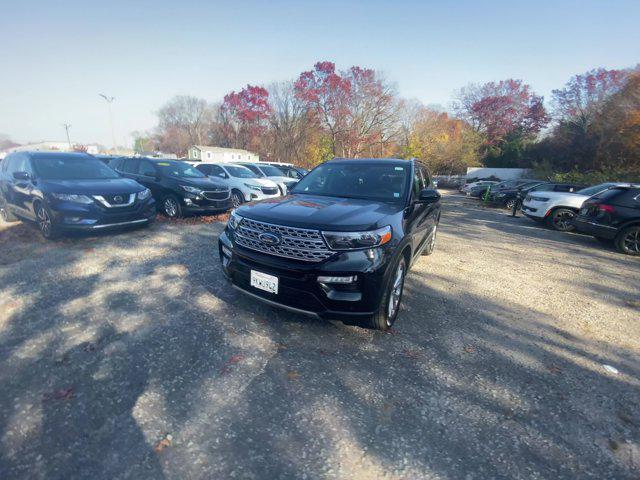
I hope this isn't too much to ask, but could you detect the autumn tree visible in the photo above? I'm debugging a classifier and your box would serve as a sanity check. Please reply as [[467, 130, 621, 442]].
[[219, 85, 271, 152], [454, 79, 548, 166], [156, 95, 213, 155]]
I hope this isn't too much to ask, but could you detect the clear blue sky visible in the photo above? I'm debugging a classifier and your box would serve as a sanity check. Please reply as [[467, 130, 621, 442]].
[[1, 0, 638, 147]]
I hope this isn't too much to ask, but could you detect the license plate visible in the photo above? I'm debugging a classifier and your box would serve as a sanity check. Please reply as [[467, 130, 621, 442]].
[[250, 270, 278, 294]]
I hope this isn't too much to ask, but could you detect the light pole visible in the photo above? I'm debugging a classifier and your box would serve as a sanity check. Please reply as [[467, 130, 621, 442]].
[[62, 123, 72, 150], [99, 94, 117, 153]]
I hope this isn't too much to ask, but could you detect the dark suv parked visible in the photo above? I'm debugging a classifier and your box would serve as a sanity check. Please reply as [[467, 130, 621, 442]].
[[109, 157, 232, 217], [218, 158, 441, 330], [0, 152, 155, 239], [574, 187, 640, 255]]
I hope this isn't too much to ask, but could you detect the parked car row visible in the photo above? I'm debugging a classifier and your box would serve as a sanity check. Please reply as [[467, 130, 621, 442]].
[[462, 178, 640, 256], [0, 151, 308, 238]]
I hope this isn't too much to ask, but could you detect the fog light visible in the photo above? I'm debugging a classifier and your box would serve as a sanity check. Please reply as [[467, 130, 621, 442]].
[[317, 275, 357, 284], [184, 198, 193, 206]]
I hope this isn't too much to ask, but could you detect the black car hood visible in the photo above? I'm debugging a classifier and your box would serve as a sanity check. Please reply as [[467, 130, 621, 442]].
[[236, 194, 403, 231], [176, 177, 228, 190], [42, 178, 144, 194]]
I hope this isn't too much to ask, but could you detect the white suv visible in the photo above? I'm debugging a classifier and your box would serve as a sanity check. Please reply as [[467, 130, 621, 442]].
[[236, 162, 298, 195], [522, 182, 637, 231], [191, 162, 281, 207]]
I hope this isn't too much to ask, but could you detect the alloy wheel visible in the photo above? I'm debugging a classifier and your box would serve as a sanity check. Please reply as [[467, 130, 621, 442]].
[[553, 210, 575, 231], [37, 205, 52, 237], [505, 199, 516, 210], [623, 230, 640, 254], [387, 261, 405, 325], [164, 198, 178, 217], [232, 192, 243, 208]]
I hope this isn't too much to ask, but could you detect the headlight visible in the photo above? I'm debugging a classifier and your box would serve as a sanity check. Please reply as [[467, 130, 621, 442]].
[[179, 185, 204, 195], [244, 183, 262, 191], [228, 210, 242, 230], [137, 188, 151, 200], [530, 196, 550, 202], [50, 193, 93, 204], [322, 225, 392, 250]]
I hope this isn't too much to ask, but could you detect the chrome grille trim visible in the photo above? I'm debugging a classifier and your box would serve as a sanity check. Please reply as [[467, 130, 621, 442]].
[[203, 190, 230, 201], [261, 187, 279, 195], [235, 218, 334, 262], [93, 193, 136, 208]]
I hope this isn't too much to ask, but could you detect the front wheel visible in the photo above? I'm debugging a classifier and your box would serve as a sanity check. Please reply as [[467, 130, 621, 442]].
[[615, 226, 640, 256], [547, 208, 576, 232], [35, 203, 59, 240], [231, 190, 244, 208], [162, 195, 182, 218], [369, 257, 407, 331]]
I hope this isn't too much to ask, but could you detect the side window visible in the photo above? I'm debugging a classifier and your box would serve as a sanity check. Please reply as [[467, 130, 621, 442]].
[[122, 159, 138, 174], [209, 165, 225, 177], [246, 165, 260, 175], [412, 165, 423, 198], [418, 164, 430, 188], [196, 164, 210, 175], [138, 160, 156, 176]]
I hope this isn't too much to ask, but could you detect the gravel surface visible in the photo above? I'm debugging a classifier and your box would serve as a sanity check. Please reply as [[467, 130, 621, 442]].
[[0, 192, 638, 479]]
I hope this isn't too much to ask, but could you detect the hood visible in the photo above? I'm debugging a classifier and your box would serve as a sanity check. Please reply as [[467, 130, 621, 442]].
[[265, 175, 293, 184], [236, 194, 403, 231], [42, 178, 144, 195], [526, 190, 589, 206], [246, 178, 279, 188], [178, 177, 228, 190]]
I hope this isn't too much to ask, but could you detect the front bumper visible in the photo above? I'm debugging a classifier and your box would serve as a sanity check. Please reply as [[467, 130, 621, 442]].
[[218, 229, 394, 322], [573, 216, 618, 239], [48, 197, 156, 231], [183, 196, 233, 213], [521, 202, 547, 218]]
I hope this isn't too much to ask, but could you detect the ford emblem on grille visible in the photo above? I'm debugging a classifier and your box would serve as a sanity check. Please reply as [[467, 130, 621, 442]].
[[113, 195, 124, 204], [259, 232, 281, 245]]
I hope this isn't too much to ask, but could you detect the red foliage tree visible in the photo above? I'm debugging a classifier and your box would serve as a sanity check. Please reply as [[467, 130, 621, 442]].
[[220, 85, 271, 151], [457, 79, 548, 147]]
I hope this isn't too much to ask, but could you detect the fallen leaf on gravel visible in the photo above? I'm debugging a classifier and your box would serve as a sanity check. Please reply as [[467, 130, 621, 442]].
[[547, 365, 562, 374], [385, 328, 400, 335], [403, 349, 421, 359], [219, 355, 245, 374], [154, 435, 172, 453], [463, 345, 475, 353], [608, 439, 619, 451], [275, 343, 288, 351], [43, 387, 74, 402], [287, 371, 300, 380]]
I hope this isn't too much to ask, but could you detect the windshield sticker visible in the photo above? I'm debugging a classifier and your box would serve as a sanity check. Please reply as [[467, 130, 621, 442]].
[[157, 162, 171, 166], [394, 192, 400, 198], [395, 167, 404, 171]]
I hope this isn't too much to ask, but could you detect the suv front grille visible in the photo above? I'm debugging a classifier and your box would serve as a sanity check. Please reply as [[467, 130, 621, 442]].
[[235, 218, 334, 262], [203, 189, 230, 200], [261, 186, 279, 195]]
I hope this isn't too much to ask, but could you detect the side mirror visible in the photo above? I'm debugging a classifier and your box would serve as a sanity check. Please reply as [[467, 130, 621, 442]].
[[13, 171, 30, 181], [418, 188, 441, 204]]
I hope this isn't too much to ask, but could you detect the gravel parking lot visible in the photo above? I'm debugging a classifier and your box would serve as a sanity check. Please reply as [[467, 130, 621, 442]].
[[0, 192, 638, 479]]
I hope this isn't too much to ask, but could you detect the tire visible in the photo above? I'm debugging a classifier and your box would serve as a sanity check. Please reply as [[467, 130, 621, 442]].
[[368, 256, 407, 331], [34, 202, 60, 240], [615, 226, 640, 256], [0, 198, 17, 223], [547, 208, 577, 232], [421, 223, 438, 256], [231, 190, 244, 208], [162, 195, 182, 218], [505, 199, 517, 210]]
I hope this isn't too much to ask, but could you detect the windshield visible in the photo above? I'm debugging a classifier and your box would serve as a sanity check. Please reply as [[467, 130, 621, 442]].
[[577, 183, 615, 196], [226, 165, 258, 178], [34, 155, 120, 180], [258, 164, 285, 176], [155, 161, 204, 178], [291, 162, 409, 201]]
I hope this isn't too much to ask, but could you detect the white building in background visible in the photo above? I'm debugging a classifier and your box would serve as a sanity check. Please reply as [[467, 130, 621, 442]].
[[188, 145, 259, 163]]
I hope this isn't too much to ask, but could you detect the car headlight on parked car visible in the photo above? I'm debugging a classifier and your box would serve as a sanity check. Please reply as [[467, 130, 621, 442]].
[[529, 196, 550, 202], [244, 183, 262, 191], [50, 193, 94, 204], [228, 210, 243, 230], [137, 188, 151, 200], [322, 225, 392, 250], [179, 185, 204, 195]]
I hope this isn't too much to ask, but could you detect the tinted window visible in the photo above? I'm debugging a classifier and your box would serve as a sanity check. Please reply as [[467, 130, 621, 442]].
[[418, 164, 430, 187], [154, 161, 205, 178], [208, 165, 226, 177], [292, 162, 409, 202], [577, 183, 617, 196], [138, 160, 156, 176], [241, 164, 261, 175], [33, 155, 120, 180], [225, 165, 258, 178], [258, 164, 284, 176], [195, 164, 211, 175], [122, 158, 138, 174]]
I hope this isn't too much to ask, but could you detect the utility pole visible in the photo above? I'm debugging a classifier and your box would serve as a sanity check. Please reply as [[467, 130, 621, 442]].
[[99, 94, 117, 153], [62, 123, 72, 150]]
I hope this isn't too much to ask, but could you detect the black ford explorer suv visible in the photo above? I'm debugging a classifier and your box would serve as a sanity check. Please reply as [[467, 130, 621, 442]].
[[109, 157, 232, 217], [0, 152, 156, 239], [218, 158, 441, 330]]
